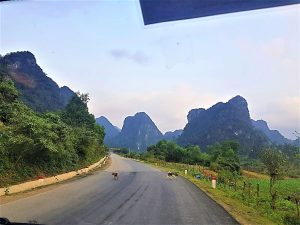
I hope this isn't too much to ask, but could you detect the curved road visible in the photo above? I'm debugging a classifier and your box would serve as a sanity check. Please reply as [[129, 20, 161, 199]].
[[1, 154, 238, 225]]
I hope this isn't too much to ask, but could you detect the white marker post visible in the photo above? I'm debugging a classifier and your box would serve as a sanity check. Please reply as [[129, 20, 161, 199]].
[[184, 169, 187, 175], [211, 176, 217, 189]]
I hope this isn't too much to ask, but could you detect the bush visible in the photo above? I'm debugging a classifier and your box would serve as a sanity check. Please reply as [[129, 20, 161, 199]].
[[283, 215, 300, 225]]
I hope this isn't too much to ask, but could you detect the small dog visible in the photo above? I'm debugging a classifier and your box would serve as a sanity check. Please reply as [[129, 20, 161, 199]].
[[112, 172, 119, 180], [167, 171, 178, 179]]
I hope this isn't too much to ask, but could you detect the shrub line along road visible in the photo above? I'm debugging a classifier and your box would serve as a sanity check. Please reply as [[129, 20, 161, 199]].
[[0, 154, 238, 225]]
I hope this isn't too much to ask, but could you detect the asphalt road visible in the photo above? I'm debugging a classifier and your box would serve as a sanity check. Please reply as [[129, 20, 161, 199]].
[[0, 154, 238, 225]]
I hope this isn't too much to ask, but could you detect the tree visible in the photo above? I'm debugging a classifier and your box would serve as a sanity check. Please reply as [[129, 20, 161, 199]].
[[120, 148, 129, 154], [147, 140, 205, 165], [289, 190, 300, 217], [184, 145, 201, 164], [0, 79, 18, 104], [0, 79, 19, 123], [208, 140, 240, 173], [165, 144, 184, 162], [61, 92, 95, 129], [260, 148, 286, 209], [147, 140, 169, 160]]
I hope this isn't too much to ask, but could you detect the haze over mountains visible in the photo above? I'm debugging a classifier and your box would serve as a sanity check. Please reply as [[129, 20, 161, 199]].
[[2, 51, 298, 155], [96, 116, 120, 143], [96, 114, 184, 150], [98, 112, 163, 151], [98, 96, 298, 154], [251, 119, 291, 145]]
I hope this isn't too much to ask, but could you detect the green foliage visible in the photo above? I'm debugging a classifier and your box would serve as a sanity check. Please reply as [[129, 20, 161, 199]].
[[260, 149, 287, 210], [147, 140, 205, 164], [260, 149, 287, 178], [112, 148, 129, 155], [217, 170, 240, 186], [61, 93, 96, 129], [145, 140, 241, 173], [184, 145, 202, 164], [0, 80, 107, 187], [120, 148, 129, 154], [208, 141, 241, 173], [0, 76, 19, 124], [278, 145, 300, 178], [283, 215, 300, 225], [0, 79, 18, 104]]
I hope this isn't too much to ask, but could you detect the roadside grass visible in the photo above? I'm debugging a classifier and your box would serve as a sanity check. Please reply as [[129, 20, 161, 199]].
[[130, 157, 299, 225]]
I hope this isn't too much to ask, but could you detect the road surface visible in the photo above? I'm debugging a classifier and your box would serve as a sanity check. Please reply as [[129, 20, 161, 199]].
[[1, 154, 238, 225]]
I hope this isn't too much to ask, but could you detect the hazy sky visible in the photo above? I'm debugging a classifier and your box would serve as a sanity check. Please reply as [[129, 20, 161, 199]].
[[1, 1, 299, 139]]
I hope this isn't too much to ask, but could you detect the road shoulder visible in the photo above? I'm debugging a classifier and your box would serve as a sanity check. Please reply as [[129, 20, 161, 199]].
[[0, 157, 112, 205], [132, 158, 276, 225]]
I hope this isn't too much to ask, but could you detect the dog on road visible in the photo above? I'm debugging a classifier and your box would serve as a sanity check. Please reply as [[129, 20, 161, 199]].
[[167, 171, 178, 180], [112, 172, 119, 180]]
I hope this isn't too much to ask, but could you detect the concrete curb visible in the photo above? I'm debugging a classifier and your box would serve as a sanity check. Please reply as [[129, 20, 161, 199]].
[[0, 155, 108, 196]]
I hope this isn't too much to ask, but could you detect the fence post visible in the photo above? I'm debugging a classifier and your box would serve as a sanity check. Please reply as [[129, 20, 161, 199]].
[[248, 183, 252, 204], [242, 181, 246, 199], [256, 183, 260, 206], [212, 176, 217, 189], [234, 179, 237, 192]]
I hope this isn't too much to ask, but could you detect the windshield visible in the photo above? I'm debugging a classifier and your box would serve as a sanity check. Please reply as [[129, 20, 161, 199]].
[[0, 1, 299, 225]]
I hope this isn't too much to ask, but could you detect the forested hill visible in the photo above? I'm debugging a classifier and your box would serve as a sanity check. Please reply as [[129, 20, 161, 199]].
[[0, 53, 106, 187], [177, 95, 269, 157], [0, 51, 75, 112]]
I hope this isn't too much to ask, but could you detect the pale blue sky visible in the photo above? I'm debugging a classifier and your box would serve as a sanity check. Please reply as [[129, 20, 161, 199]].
[[1, 1, 299, 139]]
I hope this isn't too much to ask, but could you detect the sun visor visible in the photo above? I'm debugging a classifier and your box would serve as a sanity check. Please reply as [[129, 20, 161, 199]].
[[139, 0, 300, 25]]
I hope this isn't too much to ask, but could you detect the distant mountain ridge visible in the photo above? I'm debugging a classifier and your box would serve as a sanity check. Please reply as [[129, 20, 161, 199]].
[[293, 138, 300, 146], [177, 96, 269, 157], [96, 116, 120, 144], [110, 112, 163, 151], [99, 95, 297, 153], [163, 129, 183, 141], [251, 119, 291, 145], [1, 51, 75, 112]]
